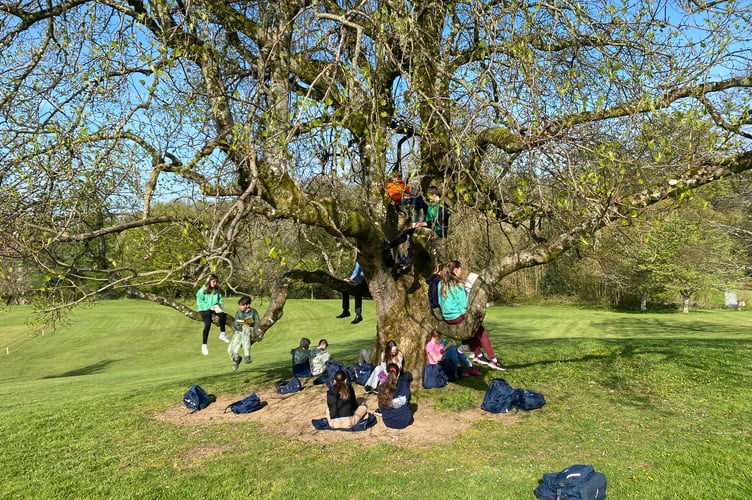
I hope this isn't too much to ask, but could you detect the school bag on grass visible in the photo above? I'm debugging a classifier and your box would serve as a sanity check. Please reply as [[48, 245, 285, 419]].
[[275, 377, 302, 395], [480, 378, 516, 413], [224, 393, 262, 414], [481, 379, 546, 414], [354, 362, 375, 386], [534, 464, 607, 500], [422, 363, 448, 389], [514, 388, 546, 411], [183, 384, 215, 413]]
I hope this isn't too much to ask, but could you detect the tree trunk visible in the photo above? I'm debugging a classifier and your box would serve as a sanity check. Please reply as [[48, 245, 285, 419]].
[[259, 253, 491, 379], [641, 292, 647, 311], [365, 266, 490, 378], [370, 272, 431, 377]]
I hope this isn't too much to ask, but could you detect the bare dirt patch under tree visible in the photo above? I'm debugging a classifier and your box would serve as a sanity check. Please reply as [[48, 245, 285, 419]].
[[153, 382, 515, 448]]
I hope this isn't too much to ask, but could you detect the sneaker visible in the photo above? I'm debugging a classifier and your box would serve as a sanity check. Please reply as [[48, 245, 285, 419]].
[[472, 353, 491, 366], [488, 360, 507, 371], [232, 354, 241, 371], [201, 344, 209, 356], [351, 314, 363, 324], [336, 311, 351, 319], [459, 370, 471, 378], [469, 367, 483, 376], [244, 356, 252, 364], [218, 332, 230, 343]]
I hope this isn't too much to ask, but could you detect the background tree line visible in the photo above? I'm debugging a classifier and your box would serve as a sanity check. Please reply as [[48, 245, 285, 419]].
[[3, 173, 748, 312]]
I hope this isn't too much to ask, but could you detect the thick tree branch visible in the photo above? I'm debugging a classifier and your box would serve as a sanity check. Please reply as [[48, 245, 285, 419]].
[[50, 216, 179, 243], [476, 77, 752, 156]]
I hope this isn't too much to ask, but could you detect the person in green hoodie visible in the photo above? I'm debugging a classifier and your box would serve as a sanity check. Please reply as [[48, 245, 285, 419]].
[[196, 274, 229, 355], [422, 186, 451, 238]]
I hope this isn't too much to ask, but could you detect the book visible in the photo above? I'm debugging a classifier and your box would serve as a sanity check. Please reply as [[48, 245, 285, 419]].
[[465, 272, 478, 292]]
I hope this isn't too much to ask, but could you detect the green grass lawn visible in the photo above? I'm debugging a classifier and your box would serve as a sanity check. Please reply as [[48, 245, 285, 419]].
[[1, 300, 751, 499]]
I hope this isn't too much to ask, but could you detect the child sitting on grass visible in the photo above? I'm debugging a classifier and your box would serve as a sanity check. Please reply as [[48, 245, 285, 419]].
[[377, 363, 413, 429], [326, 370, 368, 429], [291, 337, 312, 378]]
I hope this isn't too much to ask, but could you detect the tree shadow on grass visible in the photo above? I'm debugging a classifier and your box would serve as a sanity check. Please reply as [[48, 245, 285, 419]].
[[506, 336, 749, 373], [43, 359, 119, 378], [497, 335, 751, 415]]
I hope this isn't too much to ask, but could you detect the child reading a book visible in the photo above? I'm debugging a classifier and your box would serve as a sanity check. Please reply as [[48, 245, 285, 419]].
[[228, 295, 259, 371]]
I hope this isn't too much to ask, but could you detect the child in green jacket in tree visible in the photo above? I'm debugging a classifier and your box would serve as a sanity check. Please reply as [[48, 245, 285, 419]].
[[196, 274, 229, 355], [228, 295, 259, 371]]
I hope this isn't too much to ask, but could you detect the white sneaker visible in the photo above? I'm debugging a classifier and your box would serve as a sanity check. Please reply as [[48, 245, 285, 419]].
[[201, 344, 209, 355], [218, 332, 230, 344]]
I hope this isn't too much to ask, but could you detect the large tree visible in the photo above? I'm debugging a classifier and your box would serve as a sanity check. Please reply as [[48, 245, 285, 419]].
[[2, 0, 752, 372]]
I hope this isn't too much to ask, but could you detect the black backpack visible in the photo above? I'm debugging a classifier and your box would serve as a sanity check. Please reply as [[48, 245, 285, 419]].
[[183, 384, 214, 413], [224, 393, 262, 414], [534, 464, 607, 500]]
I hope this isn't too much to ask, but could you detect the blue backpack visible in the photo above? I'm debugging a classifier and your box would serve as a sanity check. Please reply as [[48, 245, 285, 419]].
[[481, 378, 516, 413], [224, 393, 262, 414], [354, 363, 375, 386], [514, 389, 546, 411], [276, 377, 302, 395], [422, 363, 448, 389], [534, 464, 607, 500], [183, 384, 214, 413]]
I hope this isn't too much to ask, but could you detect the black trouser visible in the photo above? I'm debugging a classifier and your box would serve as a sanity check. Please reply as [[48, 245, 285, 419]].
[[199, 310, 227, 343], [342, 281, 367, 314]]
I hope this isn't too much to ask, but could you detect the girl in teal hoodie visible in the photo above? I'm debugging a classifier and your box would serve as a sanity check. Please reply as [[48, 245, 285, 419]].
[[196, 274, 229, 355], [438, 261, 506, 371]]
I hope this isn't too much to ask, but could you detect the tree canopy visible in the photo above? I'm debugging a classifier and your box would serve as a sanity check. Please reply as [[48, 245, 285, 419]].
[[2, 0, 752, 369]]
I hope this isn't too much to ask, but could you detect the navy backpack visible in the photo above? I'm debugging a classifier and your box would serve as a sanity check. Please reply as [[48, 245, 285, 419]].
[[183, 384, 214, 413], [224, 393, 262, 414], [354, 363, 375, 386], [534, 464, 607, 500], [514, 388, 546, 411], [480, 378, 516, 413], [275, 377, 302, 395], [422, 363, 448, 389]]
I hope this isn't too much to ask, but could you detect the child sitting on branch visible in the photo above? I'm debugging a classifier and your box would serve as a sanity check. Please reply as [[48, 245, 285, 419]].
[[437, 260, 506, 371]]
